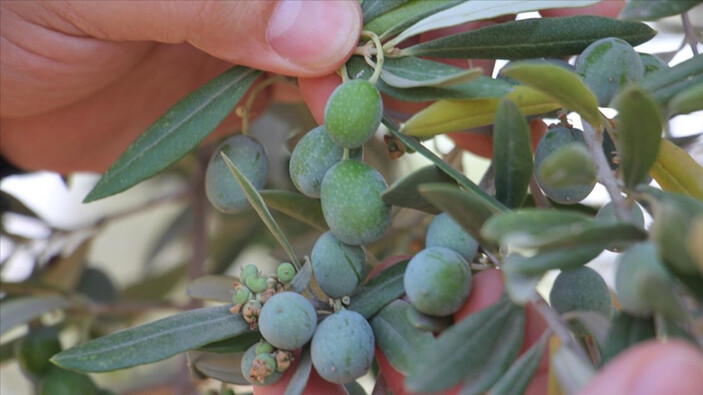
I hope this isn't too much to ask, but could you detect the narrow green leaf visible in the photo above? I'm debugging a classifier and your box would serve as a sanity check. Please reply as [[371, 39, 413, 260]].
[[501, 61, 601, 127], [121, 264, 187, 301], [537, 144, 597, 188], [489, 332, 549, 395], [380, 57, 483, 88], [363, 0, 462, 40], [84, 67, 261, 202], [639, 54, 703, 105], [504, 246, 604, 276], [668, 82, 703, 115], [406, 306, 452, 333], [401, 85, 560, 136], [145, 207, 191, 265], [620, 0, 703, 21], [259, 190, 327, 232], [600, 313, 655, 364], [0, 296, 73, 336], [649, 139, 703, 200], [481, 209, 590, 246], [362, 0, 411, 23], [389, 1, 600, 47], [221, 153, 300, 269], [406, 298, 524, 393], [418, 183, 502, 249], [347, 57, 512, 101], [493, 98, 532, 208], [371, 300, 435, 374], [186, 275, 236, 303], [197, 331, 260, 354], [384, 116, 507, 213], [502, 262, 542, 305], [190, 351, 248, 385], [381, 165, 456, 214], [284, 348, 312, 395], [399, 16, 655, 61], [613, 86, 663, 189], [52, 306, 249, 372], [552, 346, 595, 394], [349, 260, 409, 319], [504, 220, 647, 251], [290, 258, 313, 294]]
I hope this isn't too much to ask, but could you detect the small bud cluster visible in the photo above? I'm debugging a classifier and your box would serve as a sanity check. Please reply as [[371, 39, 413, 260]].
[[249, 340, 294, 384], [230, 262, 296, 329]]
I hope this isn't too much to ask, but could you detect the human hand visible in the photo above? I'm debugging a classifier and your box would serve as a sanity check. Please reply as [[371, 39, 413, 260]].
[[0, 0, 362, 173]]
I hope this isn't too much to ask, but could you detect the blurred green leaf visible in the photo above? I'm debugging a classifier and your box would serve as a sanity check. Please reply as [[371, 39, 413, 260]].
[[620, 0, 703, 21], [668, 82, 703, 115], [290, 258, 313, 294], [406, 305, 452, 333], [399, 16, 653, 62], [371, 300, 435, 374], [402, 85, 559, 136], [650, 139, 703, 201], [284, 347, 313, 395], [639, 54, 703, 105], [613, 86, 663, 189], [382, 165, 456, 214], [363, 0, 462, 40], [197, 331, 260, 354], [0, 296, 73, 336], [187, 275, 236, 303], [190, 351, 248, 385], [0, 336, 21, 364], [600, 313, 655, 364], [493, 98, 533, 208], [122, 264, 187, 301], [384, 116, 506, 213], [406, 298, 524, 393], [552, 345, 595, 393], [503, 246, 604, 276], [651, 198, 703, 275], [362, 0, 410, 22], [221, 153, 300, 269], [481, 209, 590, 246], [349, 260, 409, 319], [259, 190, 327, 232], [76, 268, 117, 304], [490, 332, 549, 395], [388, 1, 600, 47], [380, 57, 483, 88], [145, 207, 192, 266], [418, 183, 502, 249], [502, 261, 542, 305], [84, 67, 260, 202], [41, 238, 92, 291], [505, 219, 647, 251], [501, 61, 601, 127], [538, 144, 597, 188], [52, 306, 249, 372]]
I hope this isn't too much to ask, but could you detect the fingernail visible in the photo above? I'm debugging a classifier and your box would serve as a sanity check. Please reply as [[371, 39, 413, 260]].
[[268, 0, 360, 70], [631, 345, 703, 395]]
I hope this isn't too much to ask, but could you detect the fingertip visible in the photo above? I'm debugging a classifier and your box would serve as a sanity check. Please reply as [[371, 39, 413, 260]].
[[299, 73, 342, 124], [453, 269, 504, 321]]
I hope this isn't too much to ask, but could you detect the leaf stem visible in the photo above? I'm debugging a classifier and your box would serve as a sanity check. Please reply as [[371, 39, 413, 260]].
[[239, 76, 284, 135], [361, 31, 384, 84], [581, 122, 630, 221], [338, 63, 349, 83], [682, 12, 700, 56], [342, 148, 350, 160]]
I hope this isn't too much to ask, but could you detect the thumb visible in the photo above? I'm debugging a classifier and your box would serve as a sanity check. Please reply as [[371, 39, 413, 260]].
[[29, 0, 362, 76]]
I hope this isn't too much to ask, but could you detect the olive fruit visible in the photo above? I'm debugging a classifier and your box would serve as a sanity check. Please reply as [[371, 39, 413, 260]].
[[320, 160, 391, 245], [277, 262, 296, 284], [596, 201, 645, 252], [550, 266, 613, 319], [241, 344, 283, 386], [205, 134, 268, 213], [425, 213, 479, 262], [39, 367, 98, 395], [240, 264, 259, 284], [245, 273, 268, 294], [534, 127, 596, 204], [232, 286, 252, 305], [639, 53, 668, 76], [324, 79, 383, 148], [403, 247, 472, 317], [311, 231, 366, 298], [311, 310, 374, 384], [16, 326, 62, 378], [289, 126, 362, 198], [575, 37, 644, 106], [258, 292, 317, 350]]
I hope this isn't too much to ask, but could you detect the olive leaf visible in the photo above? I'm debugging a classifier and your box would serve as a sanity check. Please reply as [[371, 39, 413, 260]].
[[668, 82, 703, 115], [290, 258, 313, 294], [380, 57, 483, 88], [381, 165, 457, 214], [600, 313, 655, 364], [348, 260, 409, 319], [398, 16, 654, 61], [121, 264, 188, 301], [612, 86, 663, 190], [501, 61, 601, 127], [52, 306, 250, 372], [0, 296, 73, 336], [649, 139, 703, 201], [639, 54, 703, 105], [490, 332, 549, 395], [493, 98, 533, 208], [620, 0, 703, 21], [221, 153, 301, 269], [259, 190, 328, 232], [387, 1, 600, 48], [361, 0, 410, 23], [363, 0, 462, 40], [190, 351, 248, 385], [284, 348, 313, 395], [406, 298, 524, 393], [481, 209, 591, 246], [84, 67, 261, 202], [186, 275, 236, 303], [401, 85, 560, 137], [552, 346, 595, 394], [503, 245, 604, 276], [197, 331, 260, 354]]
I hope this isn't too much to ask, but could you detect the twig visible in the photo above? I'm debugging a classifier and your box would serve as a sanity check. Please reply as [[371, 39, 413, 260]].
[[682, 13, 700, 56], [581, 122, 629, 220], [530, 175, 552, 208], [534, 297, 591, 363], [188, 150, 209, 287]]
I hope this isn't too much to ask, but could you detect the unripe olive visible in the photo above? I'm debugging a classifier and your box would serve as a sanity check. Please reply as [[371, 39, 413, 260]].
[[245, 274, 269, 294], [549, 267, 613, 320], [258, 292, 317, 350], [205, 134, 268, 213], [534, 127, 596, 204], [277, 262, 296, 284], [575, 37, 644, 106], [596, 201, 645, 252], [240, 264, 259, 284], [311, 231, 366, 298], [16, 326, 62, 378], [232, 286, 252, 305], [241, 344, 283, 386], [324, 79, 383, 148], [403, 247, 472, 317], [320, 160, 391, 245], [425, 213, 479, 262], [39, 367, 98, 395], [255, 341, 274, 355], [639, 53, 668, 76], [289, 126, 362, 198], [311, 310, 375, 384]]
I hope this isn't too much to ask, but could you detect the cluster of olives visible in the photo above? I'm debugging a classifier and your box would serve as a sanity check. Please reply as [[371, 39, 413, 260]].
[[404, 213, 477, 317], [231, 262, 296, 328]]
